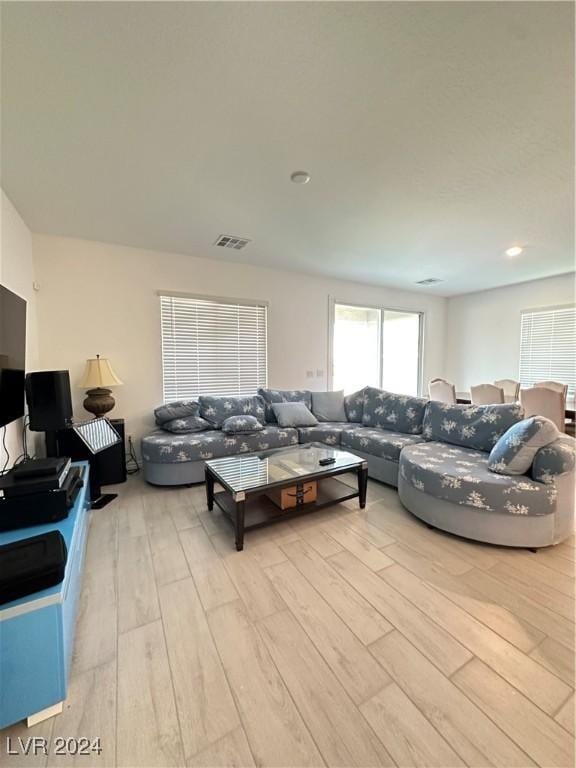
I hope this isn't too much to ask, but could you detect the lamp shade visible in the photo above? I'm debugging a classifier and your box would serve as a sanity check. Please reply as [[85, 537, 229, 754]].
[[78, 355, 123, 389]]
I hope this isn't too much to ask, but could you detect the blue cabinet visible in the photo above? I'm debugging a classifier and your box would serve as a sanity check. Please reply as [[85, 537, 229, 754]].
[[0, 462, 91, 728]]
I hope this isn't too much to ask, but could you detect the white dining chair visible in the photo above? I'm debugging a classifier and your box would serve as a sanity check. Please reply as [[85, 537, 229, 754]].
[[494, 379, 520, 403], [428, 378, 457, 405], [534, 381, 569, 400], [520, 387, 565, 432], [470, 384, 505, 405]]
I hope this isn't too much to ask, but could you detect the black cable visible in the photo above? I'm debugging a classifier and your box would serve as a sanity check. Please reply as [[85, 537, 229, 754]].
[[1, 426, 9, 474], [21, 415, 30, 461], [126, 435, 140, 475]]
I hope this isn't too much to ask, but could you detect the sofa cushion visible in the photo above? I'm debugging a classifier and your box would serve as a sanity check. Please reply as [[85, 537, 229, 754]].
[[400, 442, 556, 517], [488, 417, 558, 475], [341, 427, 425, 463], [154, 400, 200, 426], [531, 435, 576, 484], [258, 388, 312, 422], [272, 402, 318, 427], [422, 401, 524, 452], [344, 388, 366, 423], [222, 415, 264, 435], [311, 390, 347, 422], [198, 395, 266, 428], [142, 426, 299, 463], [362, 387, 427, 434], [161, 415, 211, 434], [298, 422, 358, 446]]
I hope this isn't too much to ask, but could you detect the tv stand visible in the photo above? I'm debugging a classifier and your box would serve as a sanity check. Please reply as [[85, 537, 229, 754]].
[[0, 462, 91, 729]]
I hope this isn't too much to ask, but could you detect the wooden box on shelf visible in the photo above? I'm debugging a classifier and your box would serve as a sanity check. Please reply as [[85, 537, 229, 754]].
[[266, 480, 317, 510]]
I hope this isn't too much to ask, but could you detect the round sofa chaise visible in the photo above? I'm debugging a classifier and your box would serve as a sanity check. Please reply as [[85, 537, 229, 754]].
[[397, 440, 575, 548]]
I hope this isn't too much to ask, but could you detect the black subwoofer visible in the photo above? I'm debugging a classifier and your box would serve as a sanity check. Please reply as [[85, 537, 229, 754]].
[[25, 370, 73, 431]]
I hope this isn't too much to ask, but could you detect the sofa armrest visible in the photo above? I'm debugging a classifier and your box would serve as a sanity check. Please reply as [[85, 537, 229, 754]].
[[531, 435, 576, 484]]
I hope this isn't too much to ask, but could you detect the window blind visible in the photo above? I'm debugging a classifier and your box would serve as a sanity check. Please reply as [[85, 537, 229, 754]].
[[519, 306, 575, 395], [160, 294, 268, 401]]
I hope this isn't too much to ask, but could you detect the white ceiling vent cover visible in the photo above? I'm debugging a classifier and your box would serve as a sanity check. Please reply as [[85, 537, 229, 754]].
[[214, 235, 251, 250], [415, 278, 444, 286]]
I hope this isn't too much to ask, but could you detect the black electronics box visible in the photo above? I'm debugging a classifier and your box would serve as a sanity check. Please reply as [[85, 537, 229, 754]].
[[0, 457, 72, 499], [0, 531, 68, 605], [0, 466, 83, 533]]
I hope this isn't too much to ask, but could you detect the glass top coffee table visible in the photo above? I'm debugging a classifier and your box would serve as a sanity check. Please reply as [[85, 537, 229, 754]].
[[204, 443, 368, 550]]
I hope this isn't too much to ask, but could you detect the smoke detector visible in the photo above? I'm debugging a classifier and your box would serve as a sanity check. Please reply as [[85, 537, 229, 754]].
[[214, 235, 251, 250], [415, 278, 444, 286]]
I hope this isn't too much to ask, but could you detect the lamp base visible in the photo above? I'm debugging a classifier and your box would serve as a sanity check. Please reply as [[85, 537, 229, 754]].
[[84, 388, 115, 417]]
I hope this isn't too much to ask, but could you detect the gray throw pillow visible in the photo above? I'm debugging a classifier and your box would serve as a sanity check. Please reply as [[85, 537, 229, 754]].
[[311, 390, 347, 422], [488, 416, 559, 475], [155, 400, 200, 425], [271, 402, 318, 427], [161, 415, 211, 433], [222, 415, 264, 434]]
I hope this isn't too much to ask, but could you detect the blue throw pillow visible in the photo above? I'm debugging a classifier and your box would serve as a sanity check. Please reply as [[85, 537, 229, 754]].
[[488, 416, 559, 475], [488, 416, 560, 475], [422, 401, 524, 452], [222, 415, 264, 434], [161, 415, 211, 434]]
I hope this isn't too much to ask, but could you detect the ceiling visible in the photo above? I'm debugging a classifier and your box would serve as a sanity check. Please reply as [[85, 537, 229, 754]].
[[1, 1, 574, 296]]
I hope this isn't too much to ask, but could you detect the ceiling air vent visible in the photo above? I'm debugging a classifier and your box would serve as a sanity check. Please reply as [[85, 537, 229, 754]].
[[415, 278, 443, 286], [214, 235, 251, 250]]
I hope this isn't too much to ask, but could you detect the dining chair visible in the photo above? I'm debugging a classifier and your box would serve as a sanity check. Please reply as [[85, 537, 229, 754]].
[[534, 381, 569, 400], [428, 378, 456, 405], [494, 379, 520, 403], [520, 387, 565, 432], [470, 384, 505, 405]]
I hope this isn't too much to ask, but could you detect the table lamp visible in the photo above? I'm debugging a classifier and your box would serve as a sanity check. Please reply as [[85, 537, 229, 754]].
[[78, 354, 123, 417]]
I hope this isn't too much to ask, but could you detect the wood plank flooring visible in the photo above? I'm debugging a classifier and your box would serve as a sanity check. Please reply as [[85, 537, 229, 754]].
[[1, 474, 574, 768]]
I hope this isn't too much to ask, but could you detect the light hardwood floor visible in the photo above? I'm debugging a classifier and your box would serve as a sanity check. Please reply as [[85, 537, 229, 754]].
[[1, 474, 574, 768]]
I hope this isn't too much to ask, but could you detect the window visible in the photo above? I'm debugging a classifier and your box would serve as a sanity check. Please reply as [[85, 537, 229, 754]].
[[160, 293, 268, 401], [519, 305, 575, 396], [331, 302, 423, 395]]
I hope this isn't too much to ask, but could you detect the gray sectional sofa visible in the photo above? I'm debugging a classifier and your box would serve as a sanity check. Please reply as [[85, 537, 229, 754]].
[[142, 386, 576, 547]]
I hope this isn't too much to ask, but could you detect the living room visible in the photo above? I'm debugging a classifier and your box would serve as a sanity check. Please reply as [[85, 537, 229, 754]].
[[0, 2, 574, 767]]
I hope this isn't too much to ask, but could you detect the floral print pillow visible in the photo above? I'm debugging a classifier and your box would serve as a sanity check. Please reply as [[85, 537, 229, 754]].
[[161, 415, 211, 433], [362, 387, 427, 434], [198, 395, 266, 428], [488, 416, 558, 475], [422, 401, 524, 452], [531, 435, 576, 484], [344, 388, 367, 423], [222, 415, 264, 434]]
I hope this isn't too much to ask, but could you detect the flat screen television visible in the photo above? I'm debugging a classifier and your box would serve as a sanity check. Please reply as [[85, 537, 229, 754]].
[[0, 284, 27, 427]]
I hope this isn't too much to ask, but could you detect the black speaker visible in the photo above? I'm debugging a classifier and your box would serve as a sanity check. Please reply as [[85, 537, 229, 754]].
[[25, 371, 73, 431]]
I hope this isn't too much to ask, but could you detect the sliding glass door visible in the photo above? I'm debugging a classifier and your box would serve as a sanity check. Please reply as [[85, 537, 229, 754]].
[[331, 302, 423, 396]]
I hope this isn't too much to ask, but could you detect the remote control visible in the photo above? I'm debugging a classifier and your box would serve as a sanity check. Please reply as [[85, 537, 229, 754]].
[[319, 457, 336, 466]]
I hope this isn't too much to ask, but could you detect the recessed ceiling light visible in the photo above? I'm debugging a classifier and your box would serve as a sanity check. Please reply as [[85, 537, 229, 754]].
[[505, 246, 524, 257], [290, 171, 311, 184]]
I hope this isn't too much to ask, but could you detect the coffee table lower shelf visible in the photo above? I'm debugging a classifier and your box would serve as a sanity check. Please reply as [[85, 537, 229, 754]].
[[213, 476, 359, 548]]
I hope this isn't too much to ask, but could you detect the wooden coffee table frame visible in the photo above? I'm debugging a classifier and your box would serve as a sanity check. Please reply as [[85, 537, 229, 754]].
[[205, 458, 368, 551]]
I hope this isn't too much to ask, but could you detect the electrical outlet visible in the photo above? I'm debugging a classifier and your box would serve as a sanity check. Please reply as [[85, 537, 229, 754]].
[[306, 370, 314, 379], [316, 369, 324, 378]]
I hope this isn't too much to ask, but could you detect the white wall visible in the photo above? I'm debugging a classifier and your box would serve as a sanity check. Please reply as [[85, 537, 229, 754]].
[[0, 190, 38, 468], [446, 273, 575, 391], [33, 235, 447, 446]]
